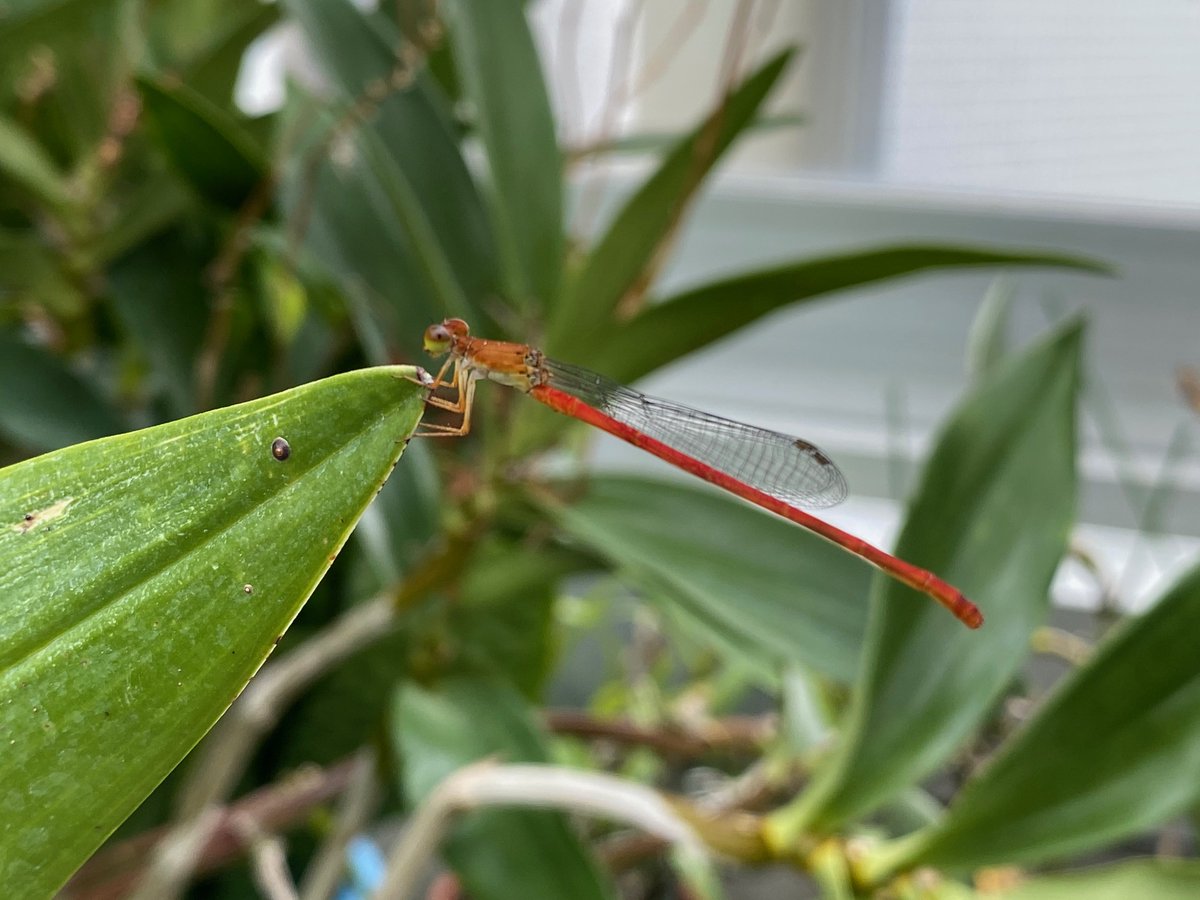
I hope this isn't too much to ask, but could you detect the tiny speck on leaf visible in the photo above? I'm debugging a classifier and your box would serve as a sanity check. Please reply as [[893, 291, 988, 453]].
[[243, 584, 254, 595], [271, 437, 291, 461]]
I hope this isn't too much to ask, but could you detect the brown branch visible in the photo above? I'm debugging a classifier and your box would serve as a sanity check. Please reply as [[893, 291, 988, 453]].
[[545, 710, 775, 759], [62, 757, 360, 900]]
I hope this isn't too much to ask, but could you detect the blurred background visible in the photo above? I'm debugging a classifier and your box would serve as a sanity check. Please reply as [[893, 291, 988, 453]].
[[5, 1, 1200, 896], [241, 0, 1200, 615]]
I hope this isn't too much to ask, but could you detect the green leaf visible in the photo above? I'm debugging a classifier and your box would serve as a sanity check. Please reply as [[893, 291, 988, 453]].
[[879, 561, 1200, 872], [550, 48, 796, 358], [770, 319, 1082, 838], [455, 539, 587, 697], [137, 73, 267, 209], [106, 226, 212, 416], [0, 113, 73, 211], [175, 2, 281, 105], [391, 676, 612, 900], [0, 366, 427, 894], [549, 476, 869, 682], [281, 0, 499, 322], [0, 0, 129, 158], [996, 860, 1200, 900], [441, 0, 562, 310], [594, 246, 1108, 383], [0, 330, 126, 451], [965, 276, 1017, 378]]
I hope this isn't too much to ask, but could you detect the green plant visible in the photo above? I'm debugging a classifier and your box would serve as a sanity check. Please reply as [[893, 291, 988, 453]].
[[3, 2, 1196, 898]]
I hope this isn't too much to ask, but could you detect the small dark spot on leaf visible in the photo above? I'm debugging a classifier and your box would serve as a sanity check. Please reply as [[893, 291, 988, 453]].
[[271, 437, 291, 461], [23, 513, 33, 522], [243, 584, 254, 595]]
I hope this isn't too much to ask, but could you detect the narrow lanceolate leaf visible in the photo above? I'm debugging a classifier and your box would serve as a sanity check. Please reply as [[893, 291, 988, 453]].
[[769, 320, 1082, 842], [281, 0, 499, 319], [0, 367, 427, 895], [392, 676, 612, 900], [441, 0, 563, 310], [875, 561, 1200, 873], [550, 477, 869, 682], [0, 114, 73, 212], [995, 860, 1200, 900], [550, 49, 796, 359], [593, 246, 1108, 383]]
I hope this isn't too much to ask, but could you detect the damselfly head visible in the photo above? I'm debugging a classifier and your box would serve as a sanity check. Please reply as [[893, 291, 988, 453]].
[[423, 318, 470, 356]]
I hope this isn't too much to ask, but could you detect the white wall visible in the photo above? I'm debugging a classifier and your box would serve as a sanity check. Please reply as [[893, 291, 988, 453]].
[[883, 0, 1200, 207]]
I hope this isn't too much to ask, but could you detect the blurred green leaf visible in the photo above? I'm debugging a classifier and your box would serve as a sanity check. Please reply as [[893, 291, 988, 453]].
[[392, 676, 612, 900], [568, 114, 806, 161], [0, 330, 126, 450], [442, 0, 562, 310], [880, 560, 1200, 871], [278, 89, 440, 361], [550, 48, 795, 358], [0, 226, 87, 315], [0, 0, 129, 158], [169, 1, 280, 105], [965, 276, 1017, 378], [281, 0, 498, 328], [997, 860, 1200, 900], [0, 366, 427, 894], [596, 246, 1108, 383], [455, 539, 588, 697], [773, 319, 1082, 837], [137, 74, 266, 209], [353, 438, 441, 587], [106, 226, 212, 415], [550, 476, 869, 682], [353, 121, 473, 318], [0, 113, 73, 211]]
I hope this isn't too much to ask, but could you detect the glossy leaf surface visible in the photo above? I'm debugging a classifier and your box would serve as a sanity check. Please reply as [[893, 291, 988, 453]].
[[0, 367, 427, 893]]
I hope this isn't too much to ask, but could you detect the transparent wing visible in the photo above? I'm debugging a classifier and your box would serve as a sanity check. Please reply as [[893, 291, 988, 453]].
[[543, 358, 847, 509]]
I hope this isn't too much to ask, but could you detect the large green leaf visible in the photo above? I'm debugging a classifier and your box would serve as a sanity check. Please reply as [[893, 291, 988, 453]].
[[593, 246, 1108, 383], [0, 366, 427, 894], [769, 320, 1082, 841], [391, 676, 612, 900], [997, 860, 1200, 900], [550, 49, 795, 358], [0, 330, 127, 451], [877, 561, 1200, 872], [550, 476, 869, 682], [441, 0, 563, 310], [137, 74, 267, 210]]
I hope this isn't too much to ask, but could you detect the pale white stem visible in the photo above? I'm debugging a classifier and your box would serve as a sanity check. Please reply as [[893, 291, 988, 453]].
[[374, 761, 709, 900]]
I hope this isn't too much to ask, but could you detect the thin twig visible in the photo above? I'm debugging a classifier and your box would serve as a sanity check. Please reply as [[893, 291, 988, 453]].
[[374, 761, 708, 900], [235, 813, 300, 900], [64, 758, 360, 900], [546, 709, 774, 758], [299, 749, 382, 900]]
